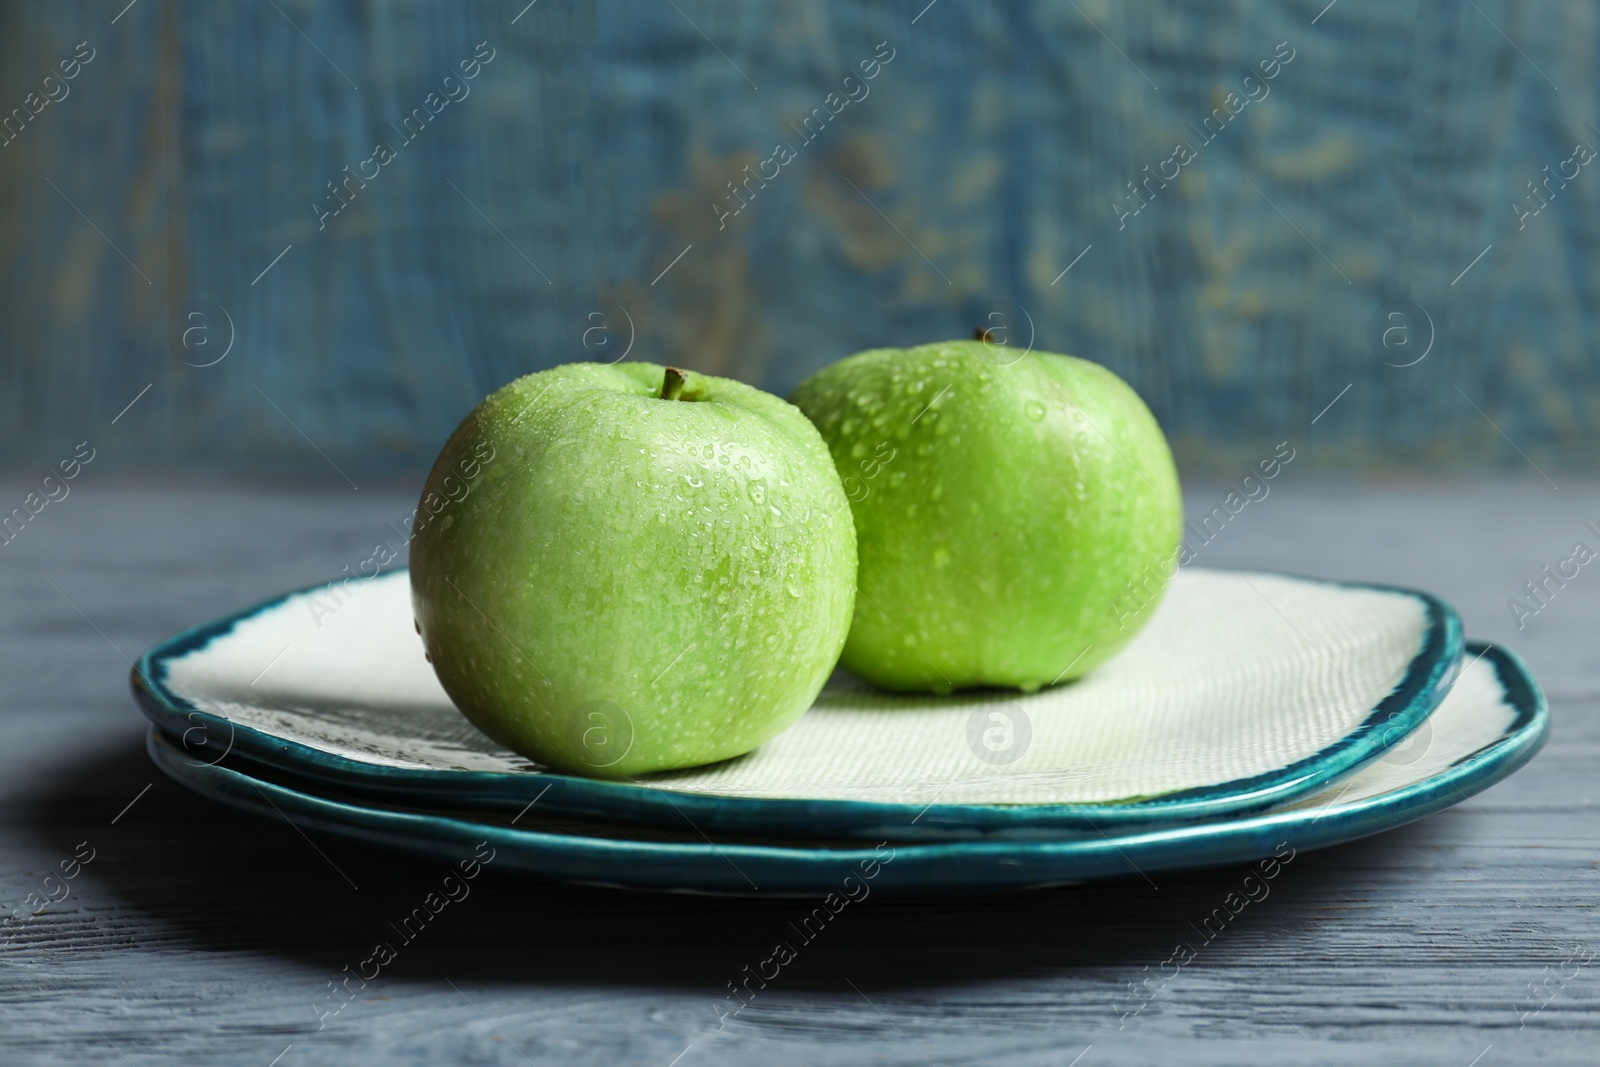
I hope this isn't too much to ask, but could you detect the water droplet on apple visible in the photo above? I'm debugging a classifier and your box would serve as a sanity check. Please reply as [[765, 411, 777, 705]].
[[785, 582, 802, 597], [1025, 400, 1046, 421], [683, 473, 703, 488], [747, 480, 767, 504]]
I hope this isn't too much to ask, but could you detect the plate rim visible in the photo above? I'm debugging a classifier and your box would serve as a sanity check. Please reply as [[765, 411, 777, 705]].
[[132, 566, 1463, 840], [144, 643, 1546, 895]]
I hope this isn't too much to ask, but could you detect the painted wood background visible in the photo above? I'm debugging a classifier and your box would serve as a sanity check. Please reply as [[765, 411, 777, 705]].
[[1, 0, 1597, 474]]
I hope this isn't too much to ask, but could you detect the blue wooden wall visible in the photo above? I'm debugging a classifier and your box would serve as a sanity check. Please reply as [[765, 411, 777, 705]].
[[1, 0, 1596, 473]]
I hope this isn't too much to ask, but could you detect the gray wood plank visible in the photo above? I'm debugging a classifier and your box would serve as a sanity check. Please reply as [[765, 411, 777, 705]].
[[1, 473, 1597, 1065]]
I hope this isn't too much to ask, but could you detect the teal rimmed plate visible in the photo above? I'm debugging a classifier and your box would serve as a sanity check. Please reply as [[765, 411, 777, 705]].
[[145, 643, 1544, 895], [133, 568, 1461, 841]]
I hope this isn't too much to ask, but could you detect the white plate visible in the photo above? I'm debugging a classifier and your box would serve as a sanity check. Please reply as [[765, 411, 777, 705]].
[[143, 644, 1544, 894], [133, 567, 1461, 840]]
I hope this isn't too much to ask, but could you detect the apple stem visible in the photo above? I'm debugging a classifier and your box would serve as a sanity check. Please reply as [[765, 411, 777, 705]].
[[658, 366, 687, 401]]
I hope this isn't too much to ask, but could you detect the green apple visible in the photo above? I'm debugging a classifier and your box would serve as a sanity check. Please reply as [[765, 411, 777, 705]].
[[410, 362, 856, 778], [789, 339, 1181, 693]]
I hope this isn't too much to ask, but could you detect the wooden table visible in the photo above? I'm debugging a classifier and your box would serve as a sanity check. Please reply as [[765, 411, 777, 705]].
[[2, 472, 1595, 1065]]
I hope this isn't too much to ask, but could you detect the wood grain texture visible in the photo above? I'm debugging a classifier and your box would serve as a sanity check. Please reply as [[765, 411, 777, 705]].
[[2, 1, 1598, 472], [0, 471, 1595, 1064]]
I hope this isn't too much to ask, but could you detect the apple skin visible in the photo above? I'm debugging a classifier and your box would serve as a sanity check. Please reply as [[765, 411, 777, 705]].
[[789, 340, 1181, 693], [410, 362, 856, 778]]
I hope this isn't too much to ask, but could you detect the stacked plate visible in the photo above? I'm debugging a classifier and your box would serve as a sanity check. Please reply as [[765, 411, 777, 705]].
[[131, 568, 1546, 894]]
